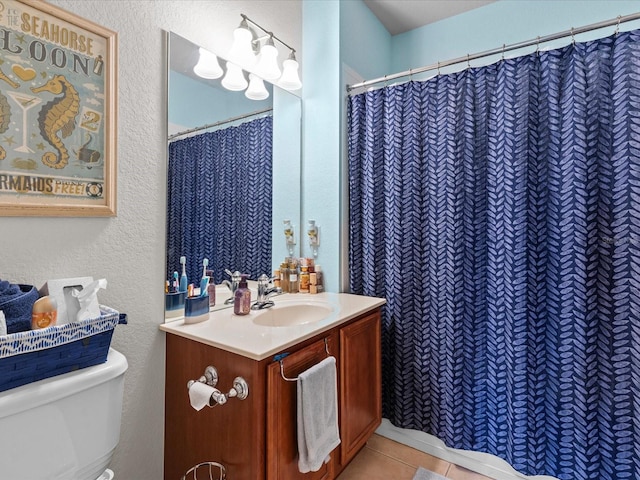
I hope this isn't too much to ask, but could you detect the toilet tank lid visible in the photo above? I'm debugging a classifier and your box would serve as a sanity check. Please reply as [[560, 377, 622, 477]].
[[0, 348, 127, 419]]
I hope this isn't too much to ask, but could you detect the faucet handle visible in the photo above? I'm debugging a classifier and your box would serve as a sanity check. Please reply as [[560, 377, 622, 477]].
[[257, 274, 272, 285], [225, 269, 242, 280]]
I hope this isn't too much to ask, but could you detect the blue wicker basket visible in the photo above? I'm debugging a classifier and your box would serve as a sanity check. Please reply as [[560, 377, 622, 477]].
[[0, 305, 122, 393]]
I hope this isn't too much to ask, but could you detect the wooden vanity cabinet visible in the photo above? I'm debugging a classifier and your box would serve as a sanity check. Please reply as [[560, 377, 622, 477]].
[[335, 310, 382, 476], [164, 307, 381, 480]]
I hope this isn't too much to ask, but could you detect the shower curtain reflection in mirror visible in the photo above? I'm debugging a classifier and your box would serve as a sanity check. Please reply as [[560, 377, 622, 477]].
[[166, 115, 273, 288]]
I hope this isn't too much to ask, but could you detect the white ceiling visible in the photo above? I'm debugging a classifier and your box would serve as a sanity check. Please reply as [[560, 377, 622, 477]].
[[363, 0, 497, 35]]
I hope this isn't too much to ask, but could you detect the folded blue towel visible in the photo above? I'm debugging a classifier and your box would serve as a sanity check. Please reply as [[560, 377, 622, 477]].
[[0, 280, 39, 334]]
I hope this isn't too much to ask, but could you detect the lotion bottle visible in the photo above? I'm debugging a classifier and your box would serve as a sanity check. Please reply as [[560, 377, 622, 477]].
[[234, 275, 251, 315]]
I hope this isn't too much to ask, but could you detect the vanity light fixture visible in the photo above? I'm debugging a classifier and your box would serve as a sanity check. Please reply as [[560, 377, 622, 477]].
[[222, 14, 301, 96], [245, 74, 269, 100], [193, 47, 223, 79]]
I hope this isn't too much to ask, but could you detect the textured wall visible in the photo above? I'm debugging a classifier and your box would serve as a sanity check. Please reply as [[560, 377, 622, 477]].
[[0, 1, 300, 478]]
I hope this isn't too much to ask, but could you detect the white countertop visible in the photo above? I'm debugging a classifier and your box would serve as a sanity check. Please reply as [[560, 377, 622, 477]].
[[159, 292, 386, 361]]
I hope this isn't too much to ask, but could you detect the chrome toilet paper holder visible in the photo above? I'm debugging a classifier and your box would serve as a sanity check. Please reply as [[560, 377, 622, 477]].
[[187, 365, 249, 407]]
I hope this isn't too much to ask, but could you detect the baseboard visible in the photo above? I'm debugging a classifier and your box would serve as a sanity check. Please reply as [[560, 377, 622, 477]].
[[375, 419, 559, 480]]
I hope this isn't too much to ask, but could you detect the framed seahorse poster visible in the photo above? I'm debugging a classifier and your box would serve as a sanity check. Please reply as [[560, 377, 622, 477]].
[[0, 0, 117, 216]]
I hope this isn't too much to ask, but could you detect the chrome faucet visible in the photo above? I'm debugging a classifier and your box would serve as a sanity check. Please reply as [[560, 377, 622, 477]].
[[222, 270, 241, 305], [251, 274, 282, 310]]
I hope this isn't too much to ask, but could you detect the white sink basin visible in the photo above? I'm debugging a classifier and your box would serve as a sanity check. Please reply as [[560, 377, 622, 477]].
[[252, 300, 335, 327]]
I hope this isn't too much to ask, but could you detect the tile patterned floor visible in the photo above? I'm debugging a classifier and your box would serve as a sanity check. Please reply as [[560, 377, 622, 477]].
[[337, 434, 495, 480]]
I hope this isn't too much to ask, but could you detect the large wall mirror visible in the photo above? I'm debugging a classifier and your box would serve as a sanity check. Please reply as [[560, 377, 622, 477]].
[[165, 31, 301, 320]]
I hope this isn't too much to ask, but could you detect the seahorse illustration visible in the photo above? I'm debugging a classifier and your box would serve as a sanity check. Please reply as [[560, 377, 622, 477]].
[[31, 75, 80, 169], [0, 69, 19, 161]]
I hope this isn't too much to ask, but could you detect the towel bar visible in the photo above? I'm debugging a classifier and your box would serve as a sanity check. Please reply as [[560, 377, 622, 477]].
[[279, 338, 330, 382]]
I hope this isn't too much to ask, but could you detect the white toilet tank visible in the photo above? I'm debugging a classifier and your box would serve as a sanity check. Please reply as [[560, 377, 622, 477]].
[[0, 348, 128, 480]]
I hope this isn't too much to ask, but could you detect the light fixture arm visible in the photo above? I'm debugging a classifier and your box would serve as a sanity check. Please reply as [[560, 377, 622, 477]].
[[241, 14, 296, 55]]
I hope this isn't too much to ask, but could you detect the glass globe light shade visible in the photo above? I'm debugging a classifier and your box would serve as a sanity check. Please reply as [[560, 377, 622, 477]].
[[245, 74, 269, 101], [221, 62, 248, 91], [227, 20, 256, 69], [193, 48, 223, 79], [279, 52, 301, 91], [255, 37, 281, 81]]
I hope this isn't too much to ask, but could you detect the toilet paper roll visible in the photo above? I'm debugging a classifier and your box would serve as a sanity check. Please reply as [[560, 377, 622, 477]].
[[189, 382, 215, 411]]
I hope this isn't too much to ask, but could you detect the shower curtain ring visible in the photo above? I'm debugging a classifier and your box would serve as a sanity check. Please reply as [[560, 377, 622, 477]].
[[437, 61, 441, 75], [466, 54, 470, 69], [571, 27, 575, 45], [536, 36, 540, 55], [501, 44, 505, 60], [615, 15, 621, 36], [409, 68, 413, 82]]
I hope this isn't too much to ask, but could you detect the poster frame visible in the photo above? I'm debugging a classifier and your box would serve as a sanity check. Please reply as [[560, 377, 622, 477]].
[[0, 0, 117, 216]]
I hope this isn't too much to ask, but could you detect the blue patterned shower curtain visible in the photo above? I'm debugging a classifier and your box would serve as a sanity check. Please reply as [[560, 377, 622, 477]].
[[348, 30, 640, 480], [167, 116, 272, 286]]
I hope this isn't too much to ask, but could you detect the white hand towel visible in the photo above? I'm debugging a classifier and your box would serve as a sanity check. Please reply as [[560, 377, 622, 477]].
[[297, 356, 340, 473], [189, 382, 214, 411]]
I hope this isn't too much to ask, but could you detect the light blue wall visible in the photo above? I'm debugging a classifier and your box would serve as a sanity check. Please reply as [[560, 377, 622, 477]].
[[340, 0, 391, 81], [302, 0, 342, 292], [169, 71, 270, 130], [391, 1, 640, 75]]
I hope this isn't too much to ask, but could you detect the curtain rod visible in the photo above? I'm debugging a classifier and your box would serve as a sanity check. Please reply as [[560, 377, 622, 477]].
[[168, 107, 273, 141], [347, 12, 640, 92]]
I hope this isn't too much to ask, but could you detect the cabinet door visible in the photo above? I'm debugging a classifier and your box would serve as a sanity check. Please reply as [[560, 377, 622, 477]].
[[338, 311, 382, 468], [164, 334, 265, 480], [266, 336, 338, 480]]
